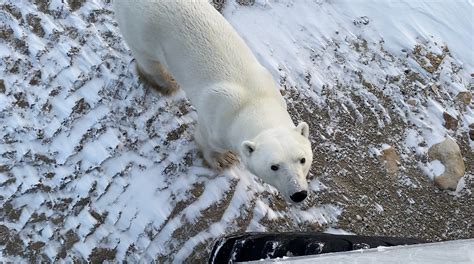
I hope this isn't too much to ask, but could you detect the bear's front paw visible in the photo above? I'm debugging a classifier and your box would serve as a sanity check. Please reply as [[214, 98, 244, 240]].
[[136, 64, 180, 96], [216, 151, 239, 171]]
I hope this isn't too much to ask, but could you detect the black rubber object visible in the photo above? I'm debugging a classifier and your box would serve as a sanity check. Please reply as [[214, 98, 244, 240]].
[[208, 232, 425, 263]]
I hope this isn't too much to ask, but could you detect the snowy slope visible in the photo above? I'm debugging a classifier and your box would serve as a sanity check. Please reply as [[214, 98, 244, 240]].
[[0, 0, 472, 262]]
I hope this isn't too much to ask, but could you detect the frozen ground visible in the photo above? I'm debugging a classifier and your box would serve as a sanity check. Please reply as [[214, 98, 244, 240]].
[[0, 0, 472, 262]]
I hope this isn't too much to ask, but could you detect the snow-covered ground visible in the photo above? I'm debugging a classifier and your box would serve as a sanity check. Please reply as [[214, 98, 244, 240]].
[[0, 0, 472, 262]]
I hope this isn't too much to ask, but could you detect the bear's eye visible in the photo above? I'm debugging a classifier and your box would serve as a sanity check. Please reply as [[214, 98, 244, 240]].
[[270, 165, 279, 171], [300, 158, 306, 164]]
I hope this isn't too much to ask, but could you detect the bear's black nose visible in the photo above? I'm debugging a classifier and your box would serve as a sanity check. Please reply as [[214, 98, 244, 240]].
[[290, 191, 308, 203]]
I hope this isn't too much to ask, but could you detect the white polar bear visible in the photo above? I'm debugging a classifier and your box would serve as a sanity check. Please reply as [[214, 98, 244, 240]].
[[114, 0, 313, 203]]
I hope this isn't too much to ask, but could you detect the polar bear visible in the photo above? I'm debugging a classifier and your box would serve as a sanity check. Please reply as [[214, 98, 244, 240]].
[[114, 0, 313, 202]]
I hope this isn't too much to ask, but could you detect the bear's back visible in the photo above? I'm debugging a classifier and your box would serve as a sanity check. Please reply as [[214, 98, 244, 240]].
[[114, 0, 262, 91]]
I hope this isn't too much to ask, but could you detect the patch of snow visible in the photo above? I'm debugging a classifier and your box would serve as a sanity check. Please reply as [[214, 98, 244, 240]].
[[426, 160, 446, 180]]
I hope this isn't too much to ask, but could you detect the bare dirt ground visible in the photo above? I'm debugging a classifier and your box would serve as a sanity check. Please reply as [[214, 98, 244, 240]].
[[0, 0, 472, 262]]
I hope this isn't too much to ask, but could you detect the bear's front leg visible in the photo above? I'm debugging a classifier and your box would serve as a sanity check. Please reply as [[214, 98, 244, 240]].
[[194, 129, 238, 171], [131, 50, 180, 96]]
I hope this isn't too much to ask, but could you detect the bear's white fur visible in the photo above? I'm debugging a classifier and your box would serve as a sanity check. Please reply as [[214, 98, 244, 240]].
[[114, 0, 313, 202]]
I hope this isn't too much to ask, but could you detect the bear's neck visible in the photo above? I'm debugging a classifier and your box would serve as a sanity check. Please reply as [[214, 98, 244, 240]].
[[228, 98, 295, 151]]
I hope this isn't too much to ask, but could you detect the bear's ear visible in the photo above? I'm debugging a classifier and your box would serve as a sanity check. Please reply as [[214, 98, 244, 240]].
[[296, 122, 309, 138], [241, 141, 256, 157]]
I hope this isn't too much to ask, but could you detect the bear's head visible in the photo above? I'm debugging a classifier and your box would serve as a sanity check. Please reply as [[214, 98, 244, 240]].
[[240, 122, 313, 203]]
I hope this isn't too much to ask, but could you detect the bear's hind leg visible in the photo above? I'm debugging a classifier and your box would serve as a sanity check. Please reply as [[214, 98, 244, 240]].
[[134, 53, 180, 96]]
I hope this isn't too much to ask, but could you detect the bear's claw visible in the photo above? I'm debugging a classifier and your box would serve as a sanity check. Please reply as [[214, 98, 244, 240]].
[[216, 151, 239, 170]]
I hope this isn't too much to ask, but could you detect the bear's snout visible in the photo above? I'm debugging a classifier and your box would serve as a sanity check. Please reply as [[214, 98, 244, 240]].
[[290, 190, 307, 203]]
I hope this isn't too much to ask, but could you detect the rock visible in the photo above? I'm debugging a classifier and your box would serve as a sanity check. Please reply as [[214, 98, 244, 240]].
[[456, 91, 471, 105], [443, 112, 458, 131], [380, 146, 400, 177], [428, 139, 465, 190]]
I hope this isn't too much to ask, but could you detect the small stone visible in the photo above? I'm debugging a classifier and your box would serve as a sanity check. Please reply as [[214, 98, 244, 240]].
[[0, 225, 10, 245], [71, 98, 90, 115], [67, 0, 86, 12], [431, 84, 440, 94], [13, 92, 29, 108], [26, 14, 45, 38], [0, 79, 5, 93], [428, 138, 465, 190], [211, 0, 225, 12], [236, 0, 255, 6], [456, 91, 471, 105], [406, 99, 417, 106], [353, 16, 369, 26], [469, 124, 474, 141], [380, 146, 400, 177], [443, 112, 458, 131]]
